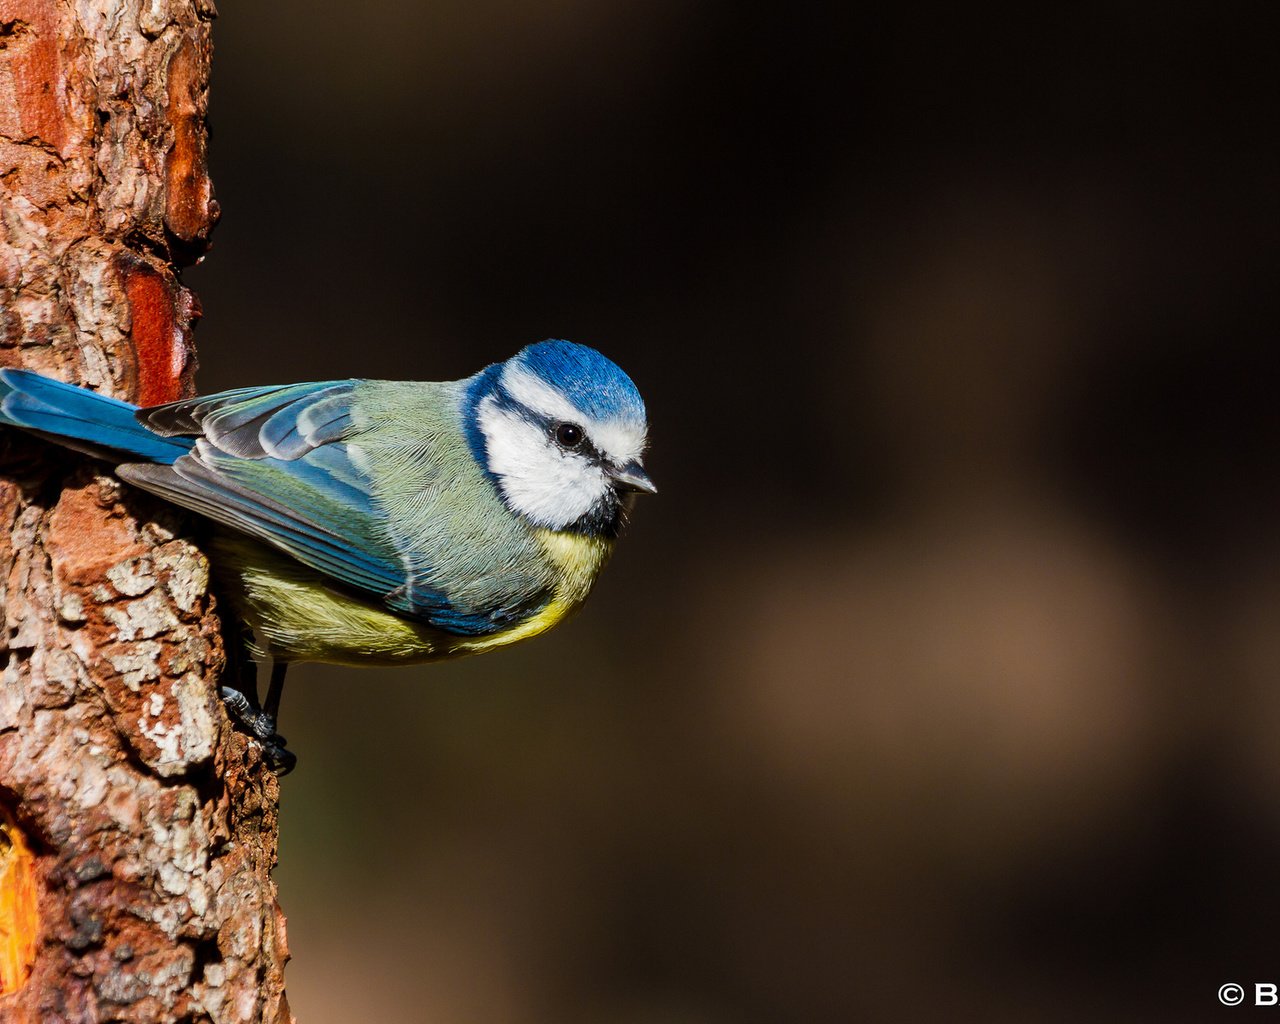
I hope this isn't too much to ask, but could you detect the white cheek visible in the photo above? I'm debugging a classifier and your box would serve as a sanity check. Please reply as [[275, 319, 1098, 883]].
[[479, 401, 608, 529]]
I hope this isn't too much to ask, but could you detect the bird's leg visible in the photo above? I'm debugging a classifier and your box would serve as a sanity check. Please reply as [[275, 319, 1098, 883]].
[[254, 661, 296, 774], [217, 622, 297, 774], [218, 685, 277, 742], [219, 617, 262, 710], [220, 675, 297, 775], [264, 661, 287, 723]]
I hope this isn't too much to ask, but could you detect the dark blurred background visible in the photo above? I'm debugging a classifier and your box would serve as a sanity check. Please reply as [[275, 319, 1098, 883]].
[[189, 5, 1279, 1021]]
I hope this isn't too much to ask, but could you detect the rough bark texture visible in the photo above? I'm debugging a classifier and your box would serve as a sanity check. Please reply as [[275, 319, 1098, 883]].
[[0, 3, 291, 1021]]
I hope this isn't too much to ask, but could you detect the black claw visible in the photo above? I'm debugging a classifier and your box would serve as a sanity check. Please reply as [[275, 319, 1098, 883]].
[[264, 741, 297, 776], [220, 684, 297, 774]]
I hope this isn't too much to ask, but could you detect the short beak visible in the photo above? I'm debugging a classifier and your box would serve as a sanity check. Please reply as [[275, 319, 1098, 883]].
[[610, 460, 657, 495]]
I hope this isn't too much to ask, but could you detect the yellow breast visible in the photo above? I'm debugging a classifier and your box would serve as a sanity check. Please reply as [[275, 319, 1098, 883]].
[[211, 528, 614, 667], [450, 528, 614, 655]]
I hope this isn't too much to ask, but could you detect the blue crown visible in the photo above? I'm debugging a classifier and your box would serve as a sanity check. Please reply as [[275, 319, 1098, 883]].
[[515, 340, 647, 425]]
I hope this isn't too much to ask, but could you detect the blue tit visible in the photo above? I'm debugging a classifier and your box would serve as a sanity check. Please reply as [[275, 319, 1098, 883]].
[[0, 340, 655, 766]]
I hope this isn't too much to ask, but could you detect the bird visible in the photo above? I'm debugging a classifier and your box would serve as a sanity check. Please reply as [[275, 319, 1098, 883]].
[[0, 340, 655, 770]]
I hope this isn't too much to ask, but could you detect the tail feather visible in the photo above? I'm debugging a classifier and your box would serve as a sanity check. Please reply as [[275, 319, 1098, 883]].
[[0, 369, 193, 464]]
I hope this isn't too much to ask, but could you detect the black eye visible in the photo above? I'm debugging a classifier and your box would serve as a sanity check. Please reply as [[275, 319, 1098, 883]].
[[555, 422, 585, 449]]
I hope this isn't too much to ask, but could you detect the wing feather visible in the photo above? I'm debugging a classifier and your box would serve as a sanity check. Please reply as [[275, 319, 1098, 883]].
[[138, 382, 357, 459], [122, 380, 527, 635]]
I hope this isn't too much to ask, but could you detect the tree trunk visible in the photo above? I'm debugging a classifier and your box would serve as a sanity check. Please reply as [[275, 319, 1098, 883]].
[[0, 3, 291, 1021]]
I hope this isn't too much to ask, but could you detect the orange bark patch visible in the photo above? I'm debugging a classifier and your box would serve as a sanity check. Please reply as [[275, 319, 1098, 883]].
[[163, 37, 217, 248], [0, 1, 69, 155], [0, 811, 39, 996], [46, 482, 143, 584], [123, 262, 187, 406]]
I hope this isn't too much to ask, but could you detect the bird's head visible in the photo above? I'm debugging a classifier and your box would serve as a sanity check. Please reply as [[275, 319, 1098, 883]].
[[464, 340, 655, 537]]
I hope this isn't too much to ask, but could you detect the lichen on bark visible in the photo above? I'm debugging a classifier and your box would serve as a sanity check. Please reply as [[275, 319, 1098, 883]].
[[0, 2, 291, 1020]]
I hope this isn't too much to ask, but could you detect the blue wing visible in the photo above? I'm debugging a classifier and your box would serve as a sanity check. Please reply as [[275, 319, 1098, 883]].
[[119, 382, 519, 636], [0, 369, 193, 463]]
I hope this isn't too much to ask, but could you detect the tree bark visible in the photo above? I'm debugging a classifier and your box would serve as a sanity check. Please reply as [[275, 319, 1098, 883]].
[[0, 3, 291, 1021]]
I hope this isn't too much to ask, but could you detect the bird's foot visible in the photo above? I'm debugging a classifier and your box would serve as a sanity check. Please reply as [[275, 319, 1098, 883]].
[[220, 687, 297, 775], [219, 686, 275, 740], [263, 743, 297, 776]]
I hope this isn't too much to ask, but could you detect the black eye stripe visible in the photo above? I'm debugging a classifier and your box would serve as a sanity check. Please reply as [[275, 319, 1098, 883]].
[[549, 420, 606, 463], [496, 390, 602, 459]]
